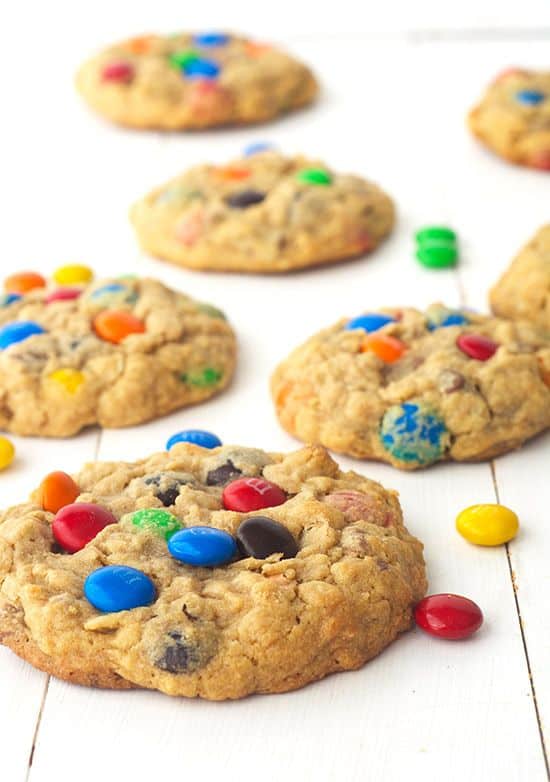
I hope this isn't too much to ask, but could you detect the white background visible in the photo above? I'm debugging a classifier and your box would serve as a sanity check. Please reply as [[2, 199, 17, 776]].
[[0, 2, 549, 780]]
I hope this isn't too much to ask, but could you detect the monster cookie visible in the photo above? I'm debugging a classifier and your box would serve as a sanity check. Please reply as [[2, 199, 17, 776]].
[[0, 443, 426, 699], [271, 304, 550, 469], [76, 31, 318, 130], [468, 68, 550, 170], [0, 272, 235, 436], [490, 225, 550, 330], [130, 151, 395, 273]]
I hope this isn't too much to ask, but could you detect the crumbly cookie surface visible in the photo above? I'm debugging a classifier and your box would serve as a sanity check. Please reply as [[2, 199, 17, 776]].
[[130, 151, 395, 273], [468, 68, 550, 170], [271, 304, 550, 469], [76, 31, 318, 130], [0, 278, 236, 436], [490, 225, 550, 330], [0, 444, 426, 700]]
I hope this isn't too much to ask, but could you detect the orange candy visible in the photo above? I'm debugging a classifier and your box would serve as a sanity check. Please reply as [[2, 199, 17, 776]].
[[39, 471, 80, 514], [93, 310, 145, 344], [213, 166, 251, 181], [4, 271, 46, 294], [361, 334, 406, 363], [125, 35, 155, 54], [245, 41, 272, 58]]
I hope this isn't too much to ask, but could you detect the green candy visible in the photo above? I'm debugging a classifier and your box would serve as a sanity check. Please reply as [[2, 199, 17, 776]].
[[296, 168, 332, 186], [180, 367, 223, 387], [169, 49, 199, 69], [415, 226, 457, 244], [416, 244, 458, 269], [196, 302, 227, 320], [129, 508, 182, 540]]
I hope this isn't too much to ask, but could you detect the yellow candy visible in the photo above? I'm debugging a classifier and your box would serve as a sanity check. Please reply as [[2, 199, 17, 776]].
[[456, 503, 519, 546], [48, 368, 85, 394], [53, 264, 94, 286], [0, 436, 15, 471]]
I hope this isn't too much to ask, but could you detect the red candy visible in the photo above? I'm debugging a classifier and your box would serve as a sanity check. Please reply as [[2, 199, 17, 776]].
[[46, 288, 82, 304], [52, 502, 117, 553], [102, 61, 135, 83], [222, 478, 287, 513], [415, 594, 483, 640], [529, 150, 550, 171], [457, 334, 498, 361]]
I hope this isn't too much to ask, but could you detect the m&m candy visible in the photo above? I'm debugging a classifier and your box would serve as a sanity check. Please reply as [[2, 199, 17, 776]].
[[46, 288, 82, 303], [456, 503, 519, 546], [244, 142, 275, 157], [222, 477, 287, 512], [168, 526, 237, 567], [53, 264, 94, 286], [0, 437, 15, 471], [456, 334, 498, 361], [415, 594, 483, 640], [4, 272, 46, 294], [415, 226, 458, 269], [236, 516, 298, 560], [128, 508, 182, 540], [415, 226, 457, 243], [193, 32, 230, 47], [515, 89, 545, 106], [0, 293, 22, 307], [93, 310, 145, 343], [380, 402, 450, 465], [361, 334, 406, 363], [296, 168, 332, 186], [166, 429, 222, 450], [345, 313, 395, 333], [0, 321, 45, 350], [48, 368, 85, 394], [225, 190, 266, 209], [84, 565, 156, 613], [39, 471, 80, 513], [52, 502, 117, 553], [102, 61, 135, 83], [183, 58, 221, 79], [169, 49, 200, 69]]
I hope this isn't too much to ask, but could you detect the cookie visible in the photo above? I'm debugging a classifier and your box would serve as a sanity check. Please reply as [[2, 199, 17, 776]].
[[76, 31, 318, 130], [271, 304, 550, 469], [0, 275, 236, 436], [130, 151, 395, 273], [0, 443, 426, 700], [468, 68, 550, 170], [490, 225, 550, 330]]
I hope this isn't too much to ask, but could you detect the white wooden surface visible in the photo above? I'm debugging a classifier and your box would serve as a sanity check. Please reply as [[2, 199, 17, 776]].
[[0, 3, 549, 780]]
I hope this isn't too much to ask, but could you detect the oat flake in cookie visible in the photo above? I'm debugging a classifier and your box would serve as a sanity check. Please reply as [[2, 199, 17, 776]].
[[490, 225, 550, 331], [0, 275, 236, 436], [76, 31, 318, 130], [468, 68, 550, 170], [271, 304, 550, 469], [0, 444, 426, 700], [130, 151, 395, 273]]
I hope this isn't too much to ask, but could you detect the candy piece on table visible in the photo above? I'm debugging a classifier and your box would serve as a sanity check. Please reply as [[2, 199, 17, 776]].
[[52, 502, 117, 553], [0, 293, 22, 307], [102, 61, 135, 83], [456, 334, 498, 361], [46, 287, 82, 303], [345, 313, 395, 333], [456, 503, 519, 546], [39, 471, 80, 513], [296, 168, 332, 186], [192, 32, 230, 47], [166, 429, 222, 450], [0, 436, 15, 471], [515, 89, 545, 106], [183, 58, 221, 79], [236, 516, 298, 559], [415, 226, 457, 243], [0, 321, 45, 350], [361, 333, 406, 363], [4, 272, 46, 294], [93, 310, 145, 343], [416, 244, 457, 269], [223, 477, 287, 512], [243, 142, 275, 156], [168, 526, 237, 567], [84, 565, 156, 612], [127, 508, 182, 540], [225, 189, 266, 209], [48, 368, 85, 394], [415, 594, 483, 639], [380, 402, 450, 466], [53, 264, 94, 286]]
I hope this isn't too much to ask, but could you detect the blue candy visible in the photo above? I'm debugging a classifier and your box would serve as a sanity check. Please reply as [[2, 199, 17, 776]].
[[84, 565, 156, 613], [183, 59, 221, 79], [440, 313, 468, 327], [0, 293, 22, 307], [193, 32, 230, 47], [380, 402, 450, 466], [243, 142, 275, 157], [166, 429, 222, 450], [168, 526, 237, 567], [515, 89, 545, 106], [90, 283, 127, 298], [0, 321, 45, 350], [345, 313, 395, 333]]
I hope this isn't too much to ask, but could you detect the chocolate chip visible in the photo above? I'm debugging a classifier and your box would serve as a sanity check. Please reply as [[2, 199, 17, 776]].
[[225, 190, 266, 209], [438, 369, 465, 394], [155, 632, 198, 673], [236, 516, 298, 560], [206, 460, 242, 486], [143, 472, 195, 507], [156, 487, 180, 507]]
